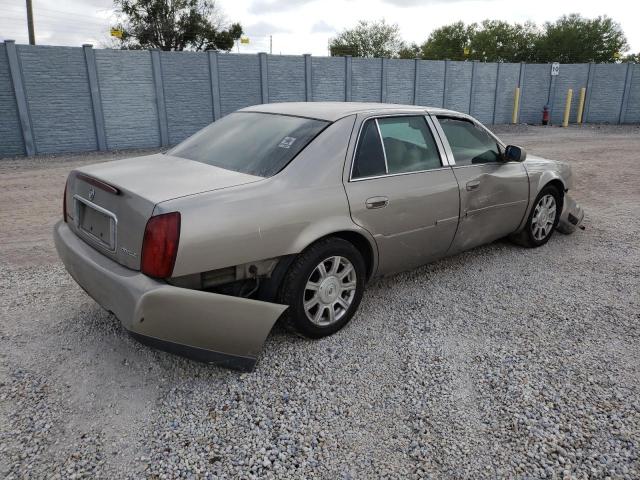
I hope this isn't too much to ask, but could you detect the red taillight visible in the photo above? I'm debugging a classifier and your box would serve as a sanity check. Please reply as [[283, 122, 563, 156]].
[[141, 212, 181, 279], [63, 181, 68, 222]]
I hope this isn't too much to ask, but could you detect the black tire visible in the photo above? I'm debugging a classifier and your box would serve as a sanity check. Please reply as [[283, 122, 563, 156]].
[[278, 237, 366, 338], [512, 185, 562, 248]]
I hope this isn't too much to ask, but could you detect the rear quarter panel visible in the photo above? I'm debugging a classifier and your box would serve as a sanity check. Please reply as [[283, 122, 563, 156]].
[[157, 115, 377, 277]]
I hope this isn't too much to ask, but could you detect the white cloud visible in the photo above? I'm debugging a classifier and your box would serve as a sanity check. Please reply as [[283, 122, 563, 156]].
[[310, 20, 335, 34]]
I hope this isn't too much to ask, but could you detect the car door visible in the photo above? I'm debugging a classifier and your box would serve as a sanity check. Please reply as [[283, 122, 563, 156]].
[[343, 113, 460, 276], [432, 115, 529, 254]]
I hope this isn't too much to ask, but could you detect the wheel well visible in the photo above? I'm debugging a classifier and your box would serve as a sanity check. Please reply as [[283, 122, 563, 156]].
[[544, 179, 565, 218], [328, 231, 375, 281]]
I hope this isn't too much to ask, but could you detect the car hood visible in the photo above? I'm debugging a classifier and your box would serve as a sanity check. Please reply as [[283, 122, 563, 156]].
[[76, 153, 264, 204]]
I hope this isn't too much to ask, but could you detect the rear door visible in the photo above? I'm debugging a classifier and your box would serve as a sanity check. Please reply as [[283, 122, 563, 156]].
[[343, 113, 460, 276], [432, 115, 529, 253]]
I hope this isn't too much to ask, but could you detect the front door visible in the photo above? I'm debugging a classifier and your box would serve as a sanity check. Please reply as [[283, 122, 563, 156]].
[[433, 115, 529, 254], [344, 114, 460, 276]]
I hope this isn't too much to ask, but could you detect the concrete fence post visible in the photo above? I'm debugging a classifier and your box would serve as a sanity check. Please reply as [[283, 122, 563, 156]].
[[380, 57, 387, 103], [492, 62, 501, 124], [4, 40, 35, 156], [259, 52, 269, 104], [207, 50, 222, 121], [583, 62, 595, 123], [517, 61, 526, 122], [304, 54, 312, 102], [547, 63, 558, 125], [150, 49, 169, 147], [469, 60, 478, 115], [619, 62, 634, 124], [344, 55, 352, 101], [442, 59, 449, 108], [413, 59, 419, 105], [82, 44, 107, 151]]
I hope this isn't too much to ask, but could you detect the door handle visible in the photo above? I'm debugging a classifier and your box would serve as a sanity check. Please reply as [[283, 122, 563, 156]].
[[466, 180, 480, 191], [365, 196, 388, 209]]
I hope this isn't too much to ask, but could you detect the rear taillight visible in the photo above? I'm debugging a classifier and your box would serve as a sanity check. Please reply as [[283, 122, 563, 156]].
[[141, 212, 181, 279], [63, 181, 68, 222]]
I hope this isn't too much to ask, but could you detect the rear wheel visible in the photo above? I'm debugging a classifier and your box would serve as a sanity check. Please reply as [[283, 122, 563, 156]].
[[278, 238, 366, 338], [512, 185, 561, 248]]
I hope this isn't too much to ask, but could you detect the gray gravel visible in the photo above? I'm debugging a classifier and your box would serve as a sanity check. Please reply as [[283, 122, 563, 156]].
[[1, 125, 639, 479]]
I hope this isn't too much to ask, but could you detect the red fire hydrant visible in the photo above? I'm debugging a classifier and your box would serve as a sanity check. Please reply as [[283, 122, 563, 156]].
[[542, 105, 550, 125]]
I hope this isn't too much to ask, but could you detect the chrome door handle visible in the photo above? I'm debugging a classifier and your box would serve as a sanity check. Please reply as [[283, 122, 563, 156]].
[[466, 180, 480, 191], [365, 196, 388, 209]]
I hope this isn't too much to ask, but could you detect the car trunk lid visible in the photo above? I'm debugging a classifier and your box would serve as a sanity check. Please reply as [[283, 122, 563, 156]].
[[65, 153, 263, 270]]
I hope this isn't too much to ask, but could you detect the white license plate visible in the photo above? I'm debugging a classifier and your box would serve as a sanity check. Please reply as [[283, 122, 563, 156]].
[[74, 196, 116, 251]]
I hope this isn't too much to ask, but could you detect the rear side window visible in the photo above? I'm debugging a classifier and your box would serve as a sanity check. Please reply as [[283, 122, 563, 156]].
[[168, 112, 328, 177], [437, 117, 501, 166], [352, 116, 442, 180], [377, 116, 441, 174], [352, 119, 386, 179]]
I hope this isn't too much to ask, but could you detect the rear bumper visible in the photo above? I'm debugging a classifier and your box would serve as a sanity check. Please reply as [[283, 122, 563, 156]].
[[54, 221, 287, 371], [557, 193, 585, 234]]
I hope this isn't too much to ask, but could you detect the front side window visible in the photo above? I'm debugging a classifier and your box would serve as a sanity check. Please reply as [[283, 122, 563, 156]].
[[168, 112, 328, 177], [352, 115, 442, 180], [437, 117, 502, 166]]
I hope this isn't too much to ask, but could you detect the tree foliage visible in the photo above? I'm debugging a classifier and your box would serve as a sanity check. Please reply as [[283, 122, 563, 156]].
[[331, 14, 630, 63], [329, 20, 404, 58], [113, 0, 242, 51], [533, 14, 628, 63]]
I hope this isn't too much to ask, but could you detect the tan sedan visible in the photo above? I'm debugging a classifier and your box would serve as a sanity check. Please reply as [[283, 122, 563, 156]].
[[54, 102, 584, 370]]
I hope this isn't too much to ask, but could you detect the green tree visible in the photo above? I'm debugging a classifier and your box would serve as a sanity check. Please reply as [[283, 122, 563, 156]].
[[534, 14, 628, 63], [419, 22, 477, 60], [113, 0, 242, 51], [329, 20, 404, 57], [398, 43, 421, 59], [469, 20, 538, 62]]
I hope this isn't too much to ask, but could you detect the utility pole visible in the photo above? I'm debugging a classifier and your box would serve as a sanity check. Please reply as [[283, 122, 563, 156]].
[[26, 0, 36, 45], [269, 35, 272, 55]]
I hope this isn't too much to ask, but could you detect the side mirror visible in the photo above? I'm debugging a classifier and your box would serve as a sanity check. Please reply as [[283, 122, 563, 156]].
[[504, 145, 527, 162]]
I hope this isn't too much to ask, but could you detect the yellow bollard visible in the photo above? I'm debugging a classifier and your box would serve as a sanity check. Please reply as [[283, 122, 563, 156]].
[[576, 87, 586, 124], [562, 88, 573, 127], [512, 87, 520, 124]]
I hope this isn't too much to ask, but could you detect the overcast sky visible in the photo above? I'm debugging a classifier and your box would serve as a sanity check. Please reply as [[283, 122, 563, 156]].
[[1, 0, 638, 56]]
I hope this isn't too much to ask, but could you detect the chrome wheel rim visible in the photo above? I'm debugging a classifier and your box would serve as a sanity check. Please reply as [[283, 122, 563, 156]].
[[303, 256, 357, 326], [531, 194, 557, 241]]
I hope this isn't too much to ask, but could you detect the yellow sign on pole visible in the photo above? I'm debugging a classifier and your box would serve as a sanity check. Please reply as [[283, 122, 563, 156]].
[[110, 28, 123, 39], [463, 47, 470, 56], [240, 37, 250, 44]]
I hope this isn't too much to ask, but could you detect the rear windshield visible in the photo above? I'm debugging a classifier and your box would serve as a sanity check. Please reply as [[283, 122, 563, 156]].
[[168, 112, 329, 177]]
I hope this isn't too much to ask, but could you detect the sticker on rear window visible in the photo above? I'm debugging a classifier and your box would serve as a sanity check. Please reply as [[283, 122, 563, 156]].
[[278, 137, 297, 149]]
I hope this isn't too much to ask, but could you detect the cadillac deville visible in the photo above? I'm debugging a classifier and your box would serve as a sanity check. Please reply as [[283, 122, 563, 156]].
[[54, 102, 584, 370]]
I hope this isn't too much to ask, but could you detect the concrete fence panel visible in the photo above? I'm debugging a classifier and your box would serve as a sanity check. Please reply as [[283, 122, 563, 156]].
[[95, 49, 160, 150], [470, 62, 498, 125], [444, 61, 472, 113], [1, 43, 639, 157], [217, 53, 261, 117], [351, 58, 383, 103], [386, 58, 415, 105], [587, 64, 628, 123], [19, 45, 96, 154], [415, 60, 445, 108], [161, 51, 213, 145], [311, 56, 345, 101]]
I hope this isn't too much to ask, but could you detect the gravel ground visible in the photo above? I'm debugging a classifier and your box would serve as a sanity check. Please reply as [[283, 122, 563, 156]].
[[1, 125, 639, 479]]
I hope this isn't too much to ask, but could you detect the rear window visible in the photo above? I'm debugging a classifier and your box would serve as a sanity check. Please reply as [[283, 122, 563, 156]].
[[168, 112, 329, 177]]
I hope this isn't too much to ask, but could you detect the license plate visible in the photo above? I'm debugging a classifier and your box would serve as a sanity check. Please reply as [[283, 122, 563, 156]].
[[74, 196, 116, 250]]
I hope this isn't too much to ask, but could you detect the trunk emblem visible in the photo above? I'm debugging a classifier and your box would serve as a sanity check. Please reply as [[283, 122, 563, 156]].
[[88, 188, 96, 201], [121, 247, 138, 258]]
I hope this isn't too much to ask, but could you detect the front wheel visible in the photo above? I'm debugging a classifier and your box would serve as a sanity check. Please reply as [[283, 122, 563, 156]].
[[278, 238, 366, 338], [512, 185, 561, 248]]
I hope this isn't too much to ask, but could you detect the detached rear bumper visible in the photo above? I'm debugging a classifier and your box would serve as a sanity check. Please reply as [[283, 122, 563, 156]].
[[54, 221, 287, 371], [557, 193, 585, 234]]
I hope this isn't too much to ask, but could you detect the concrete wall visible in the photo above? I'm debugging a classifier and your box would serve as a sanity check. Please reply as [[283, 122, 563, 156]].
[[1, 41, 638, 157]]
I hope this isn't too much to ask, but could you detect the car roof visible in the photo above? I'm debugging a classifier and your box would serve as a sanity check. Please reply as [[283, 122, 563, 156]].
[[239, 102, 464, 122]]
